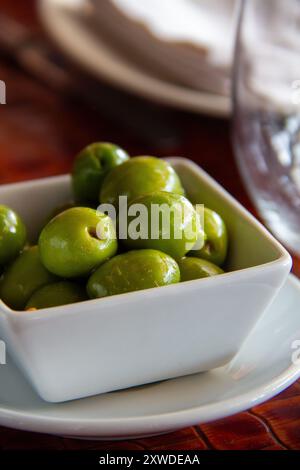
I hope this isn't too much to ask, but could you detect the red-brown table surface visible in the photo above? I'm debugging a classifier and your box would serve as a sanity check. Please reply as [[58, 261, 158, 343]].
[[0, 0, 299, 451]]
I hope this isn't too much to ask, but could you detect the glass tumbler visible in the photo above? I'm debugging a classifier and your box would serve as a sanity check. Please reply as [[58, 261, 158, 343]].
[[233, 0, 300, 254]]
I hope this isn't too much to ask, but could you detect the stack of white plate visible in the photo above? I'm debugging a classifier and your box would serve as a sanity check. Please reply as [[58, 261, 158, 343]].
[[92, 0, 238, 95], [39, 0, 239, 115]]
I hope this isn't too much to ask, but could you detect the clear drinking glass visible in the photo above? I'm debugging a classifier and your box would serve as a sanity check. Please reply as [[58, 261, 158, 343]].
[[233, 0, 300, 255]]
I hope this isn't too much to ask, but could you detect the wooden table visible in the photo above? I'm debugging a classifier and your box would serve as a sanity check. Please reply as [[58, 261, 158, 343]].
[[0, 0, 299, 451]]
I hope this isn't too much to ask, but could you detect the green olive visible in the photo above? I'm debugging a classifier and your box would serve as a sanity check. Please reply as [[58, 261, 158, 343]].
[[87, 249, 180, 299], [0, 246, 57, 310], [191, 208, 228, 267], [72, 142, 130, 205], [39, 207, 118, 278], [100, 156, 184, 207], [0, 205, 27, 267], [178, 257, 224, 282], [26, 282, 87, 310], [122, 191, 200, 259]]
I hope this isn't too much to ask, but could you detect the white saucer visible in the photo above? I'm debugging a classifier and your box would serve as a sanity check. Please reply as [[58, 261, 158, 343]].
[[38, 0, 231, 117], [0, 275, 300, 440]]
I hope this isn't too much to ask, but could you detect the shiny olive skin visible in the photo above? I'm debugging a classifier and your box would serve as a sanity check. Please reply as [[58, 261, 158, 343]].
[[0, 246, 57, 310], [178, 257, 224, 282], [100, 156, 184, 207], [0, 205, 27, 267], [42, 202, 101, 235], [191, 208, 228, 267], [72, 142, 130, 204], [39, 207, 117, 278], [122, 191, 199, 259], [87, 249, 180, 299], [26, 282, 87, 310]]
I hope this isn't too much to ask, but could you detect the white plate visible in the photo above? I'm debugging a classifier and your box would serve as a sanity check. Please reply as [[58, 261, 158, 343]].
[[0, 274, 299, 440], [39, 0, 231, 117]]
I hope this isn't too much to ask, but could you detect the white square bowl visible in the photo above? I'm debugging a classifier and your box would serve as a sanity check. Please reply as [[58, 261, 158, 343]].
[[0, 158, 292, 403]]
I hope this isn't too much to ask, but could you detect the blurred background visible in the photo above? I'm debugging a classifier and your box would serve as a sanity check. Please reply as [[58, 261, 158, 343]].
[[0, 0, 239, 191]]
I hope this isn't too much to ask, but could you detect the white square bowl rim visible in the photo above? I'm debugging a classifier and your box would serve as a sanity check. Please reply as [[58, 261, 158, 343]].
[[0, 157, 291, 319]]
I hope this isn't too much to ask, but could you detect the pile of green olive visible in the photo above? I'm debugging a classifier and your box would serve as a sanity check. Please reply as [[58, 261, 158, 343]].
[[0, 143, 228, 311]]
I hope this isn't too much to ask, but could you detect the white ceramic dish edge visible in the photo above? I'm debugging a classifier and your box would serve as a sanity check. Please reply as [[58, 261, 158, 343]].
[[0, 271, 300, 440], [0, 158, 292, 404]]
